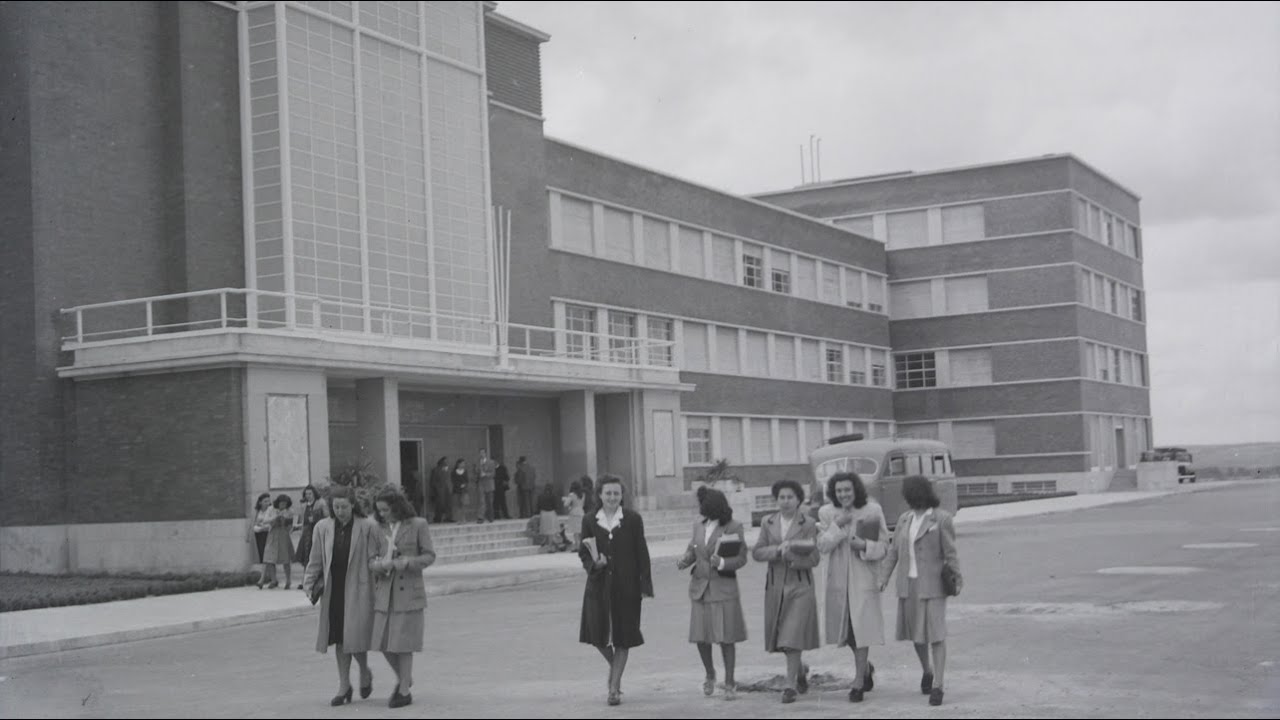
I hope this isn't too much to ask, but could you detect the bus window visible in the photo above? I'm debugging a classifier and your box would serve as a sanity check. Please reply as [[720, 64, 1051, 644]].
[[887, 455, 907, 476]]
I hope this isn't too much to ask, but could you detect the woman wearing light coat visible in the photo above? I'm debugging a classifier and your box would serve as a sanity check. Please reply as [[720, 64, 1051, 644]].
[[371, 486, 436, 709], [304, 485, 385, 707], [751, 478, 821, 704], [817, 471, 889, 703]]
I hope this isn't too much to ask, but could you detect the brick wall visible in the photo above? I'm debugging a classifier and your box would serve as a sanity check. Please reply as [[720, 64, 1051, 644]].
[[994, 415, 1086, 455], [1081, 382, 1151, 416], [894, 380, 1083, 421], [680, 373, 893, 419], [889, 232, 1076, 280], [955, 454, 1089, 476], [1073, 235, 1144, 287], [983, 191, 1074, 237], [1077, 307, 1148, 351], [992, 340, 1082, 382], [989, 265, 1078, 309], [67, 369, 246, 524], [1068, 158, 1140, 223], [891, 305, 1078, 350]]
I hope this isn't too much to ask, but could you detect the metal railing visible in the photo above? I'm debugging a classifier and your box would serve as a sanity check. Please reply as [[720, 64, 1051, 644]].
[[59, 288, 676, 370]]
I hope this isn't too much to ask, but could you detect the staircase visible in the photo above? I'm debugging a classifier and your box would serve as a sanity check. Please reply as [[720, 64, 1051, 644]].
[[431, 509, 699, 565], [1107, 468, 1138, 491]]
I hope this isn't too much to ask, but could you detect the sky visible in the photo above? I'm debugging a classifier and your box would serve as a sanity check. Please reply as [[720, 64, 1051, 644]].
[[499, 1, 1280, 445]]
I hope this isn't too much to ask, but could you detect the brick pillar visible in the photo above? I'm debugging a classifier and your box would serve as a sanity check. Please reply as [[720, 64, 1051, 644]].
[[356, 378, 400, 487]]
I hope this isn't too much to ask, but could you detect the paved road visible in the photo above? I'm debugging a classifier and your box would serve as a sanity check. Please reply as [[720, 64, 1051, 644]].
[[2, 483, 1277, 718]]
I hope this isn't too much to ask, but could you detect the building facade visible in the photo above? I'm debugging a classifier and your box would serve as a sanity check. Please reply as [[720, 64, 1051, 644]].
[[0, 1, 1148, 574]]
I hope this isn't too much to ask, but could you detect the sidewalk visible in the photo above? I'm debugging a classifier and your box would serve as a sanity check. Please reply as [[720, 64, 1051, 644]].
[[0, 479, 1264, 660]]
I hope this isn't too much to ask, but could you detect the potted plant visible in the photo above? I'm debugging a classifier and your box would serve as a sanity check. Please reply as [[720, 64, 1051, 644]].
[[700, 458, 742, 494], [326, 458, 385, 517]]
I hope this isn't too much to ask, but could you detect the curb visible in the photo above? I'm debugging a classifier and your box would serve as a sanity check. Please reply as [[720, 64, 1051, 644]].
[[2, 481, 1269, 661]]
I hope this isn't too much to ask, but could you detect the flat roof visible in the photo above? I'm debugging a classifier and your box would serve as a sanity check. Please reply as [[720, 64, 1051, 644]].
[[486, 7, 551, 43], [754, 152, 1141, 202]]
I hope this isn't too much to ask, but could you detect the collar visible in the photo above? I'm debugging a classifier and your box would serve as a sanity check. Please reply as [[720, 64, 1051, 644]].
[[596, 507, 624, 529]]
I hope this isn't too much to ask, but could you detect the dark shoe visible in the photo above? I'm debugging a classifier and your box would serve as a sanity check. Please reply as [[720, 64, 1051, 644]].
[[929, 688, 944, 706], [360, 680, 372, 699], [284, 583, 292, 590], [781, 688, 797, 704], [703, 676, 716, 696], [388, 690, 412, 709], [607, 690, 621, 706], [796, 664, 810, 694], [865, 662, 875, 692], [266, 581, 279, 589], [330, 687, 352, 706], [848, 687, 864, 703], [921, 672, 934, 695]]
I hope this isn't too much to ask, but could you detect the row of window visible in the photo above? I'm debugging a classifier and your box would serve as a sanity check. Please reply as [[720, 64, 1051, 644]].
[[550, 191, 888, 314], [893, 347, 995, 389], [1075, 198, 1141, 259], [894, 420, 997, 459], [890, 274, 989, 320], [1085, 342, 1147, 387], [559, 301, 892, 386], [834, 204, 986, 250], [685, 415, 892, 466], [1079, 269, 1144, 321], [1087, 414, 1152, 470]]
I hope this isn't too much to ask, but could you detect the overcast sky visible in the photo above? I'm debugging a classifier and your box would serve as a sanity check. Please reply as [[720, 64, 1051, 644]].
[[500, 1, 1280, 445]]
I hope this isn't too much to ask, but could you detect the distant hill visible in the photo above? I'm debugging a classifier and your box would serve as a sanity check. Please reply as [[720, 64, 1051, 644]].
[[1177, 443, 1280, 479]]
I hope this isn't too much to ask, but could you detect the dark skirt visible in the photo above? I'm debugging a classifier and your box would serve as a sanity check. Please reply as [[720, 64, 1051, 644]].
[[254, 531, 268, 564], [295, 524, 316, 565], [896, 578, 947, 644], [580, 571, 644, 649], [688, 598, 748, 644]]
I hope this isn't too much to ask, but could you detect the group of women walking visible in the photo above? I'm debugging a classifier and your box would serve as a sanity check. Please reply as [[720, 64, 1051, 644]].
[[301, 485, 437, 709], [251, 485, 329, 590], [572, 470, 960, 708]]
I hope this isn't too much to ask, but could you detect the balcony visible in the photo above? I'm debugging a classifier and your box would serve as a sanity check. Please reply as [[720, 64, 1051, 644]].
[[58, 289, 688, 393]]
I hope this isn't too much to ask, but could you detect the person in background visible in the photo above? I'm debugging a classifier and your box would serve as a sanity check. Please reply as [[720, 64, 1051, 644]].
[[493, 459, 512, 520], [579, 475, 597, 516], [817, 472, 890, 703], [476, 448, 497, 523], [514, 456, 537, 519], [428, 457, 452, 524], [252, 492, 275, 589], [879, 475, 960, 707], [752, 478, 821, 704], [304, 485, 382, 706], [676, 487, 748, 701], [578, 475, 653, 706], [263, 494, 296, 589], [371, 486, 437, 709], [450, 458, 471, 524], [564, 480, 586, 550], [294, 485, 329, 589]]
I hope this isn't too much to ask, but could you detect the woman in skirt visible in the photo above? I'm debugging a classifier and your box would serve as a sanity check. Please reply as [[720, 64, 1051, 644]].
[[252, 493, 274, 588], [263, 494, 296, 589], [879, 475, 960, 707], [578, 474, 653, 706], [294, 485, 329, 582], [371, 486, 437, 709], [676, 486, 748, 700]]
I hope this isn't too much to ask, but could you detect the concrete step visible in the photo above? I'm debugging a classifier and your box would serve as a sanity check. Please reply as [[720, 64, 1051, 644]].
[[1107, 469, 1139, 492], [434, 545, 543, 565], [436, 538, 538, 555]]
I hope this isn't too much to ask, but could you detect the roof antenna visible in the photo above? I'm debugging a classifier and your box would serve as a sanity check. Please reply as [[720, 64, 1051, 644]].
[[816, 137, 822, 182], [799, 144, 807, 184]]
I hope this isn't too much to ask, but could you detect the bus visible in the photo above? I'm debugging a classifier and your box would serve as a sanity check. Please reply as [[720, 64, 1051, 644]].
[[808, 435, 960, 528]]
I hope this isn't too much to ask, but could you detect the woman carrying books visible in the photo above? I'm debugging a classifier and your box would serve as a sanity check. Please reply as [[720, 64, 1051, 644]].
[[676, 487, 748, 701], [751, 478, 821, 704], [817, 471, 890, 703]]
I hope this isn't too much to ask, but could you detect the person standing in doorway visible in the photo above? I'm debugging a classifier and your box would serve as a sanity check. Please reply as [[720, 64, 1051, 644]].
[[428, 457, 452, 524], [476, 448, 496, 523], [514, 456, 537, 519], [450, 459, 471, 524], [493, 459, 512, 520]]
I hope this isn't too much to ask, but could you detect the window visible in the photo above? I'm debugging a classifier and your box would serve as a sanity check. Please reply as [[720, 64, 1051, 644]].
[[774, 335, 796, 378], [678, 226, 704, 277], [778, 419, 800, 462], [949, 348, 992, 386], [835, 215, 874, 238], [771, 269, 791, 294], [871, 349, 888, 387], [895, 352, 937, 388], [891, 280, 932, 319], [825, 347, 845, 383], [602, 207, 634, 263], [1131, 288, 1144, 321], [1133, 227, 1143, 259], [686, 417, 711, 464], [1112, 348, 1123, 384], [681, 322, 709, 371], [564, 304, 597, 360], [711, 235, 735, 283], [1075, 199, 1089, 235], [845, 269, 864, 308], [719, 417, 743, 463], [886, 210, 928, 249], [1108, 280, 1119, 315], [744, 331, 768, 376], [646, 316, 673, 366], [847, 346, 867, 384], [795, 257, 817, 300], [1078, 268, 1092, 305], [642, 216, 670, 271], [952, 421, 996, 458], [804, 420, 825, 453], [1097, 345, 1110, 381], [1087, 204, 1099, 239], [867, 277, 885, 313], [716, 326, 740, 374], [800, 339, 822, 382], [887, 456, 908, 476], [770, 249, 792, 294], [561, 196, 594, 254], [941, 204, 984, 244], [1102, 215, 1114, 247], [1137, 354, 1146, 386], [608, 310, 638, 364], [1085, 342, 1097, 379], [742, 244, 764, 288], [821, 264, 840, 304], [945, 275, 988, 314], [749, 419, 772, 463], [1092, 274, 1105, 309]]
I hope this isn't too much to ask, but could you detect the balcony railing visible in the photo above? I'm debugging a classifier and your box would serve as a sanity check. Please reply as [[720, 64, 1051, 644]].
[[59, 288, 676, 370]]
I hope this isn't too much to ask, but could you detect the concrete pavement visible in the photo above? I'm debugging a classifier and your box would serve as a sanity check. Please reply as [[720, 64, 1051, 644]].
[[0, 479, 1267, 660]]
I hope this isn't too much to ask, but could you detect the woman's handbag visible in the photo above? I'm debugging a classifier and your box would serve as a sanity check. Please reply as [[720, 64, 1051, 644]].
[[941, 562, 963, 597]]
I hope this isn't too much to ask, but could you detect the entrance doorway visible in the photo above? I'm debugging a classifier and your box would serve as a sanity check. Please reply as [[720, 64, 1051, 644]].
[[400, 439, 423, 510], [1114, 427, 1127, 470]]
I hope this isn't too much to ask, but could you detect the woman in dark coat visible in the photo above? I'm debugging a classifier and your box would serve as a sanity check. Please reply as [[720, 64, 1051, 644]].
[[428, 457, 452, 524], [578, 474, 653, 706], [294, 485, 329, 574]]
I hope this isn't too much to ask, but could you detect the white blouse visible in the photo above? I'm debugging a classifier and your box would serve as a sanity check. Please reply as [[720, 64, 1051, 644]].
[[907, 509, 933, 579]]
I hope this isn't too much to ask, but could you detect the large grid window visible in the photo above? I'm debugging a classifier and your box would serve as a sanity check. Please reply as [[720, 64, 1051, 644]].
[[686, 416, 712, 464], [564, 304, 598, 360], [871, 349, 888, 387], [771, 267, 791, 294], [895, 352, 937, 388], [750, 419, 773, 464], [742, 245, 764, 288], [847, 345, 867, 384], [835, 215, 875, 238], [744, 331, 768, 376], [716, 327, 740, 374], [608, 311, 638, 364], [821, 264, 841, 304], [646, 316, 673, 367], [825, 347, 845, 383], [867, 276, 886, 313], [845, 270, 864, 309], [770, 249, 791, 294]]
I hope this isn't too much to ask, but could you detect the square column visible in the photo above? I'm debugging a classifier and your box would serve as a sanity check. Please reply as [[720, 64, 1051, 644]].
[[559, 390, 598, 481], [357, 377, 400, 486]]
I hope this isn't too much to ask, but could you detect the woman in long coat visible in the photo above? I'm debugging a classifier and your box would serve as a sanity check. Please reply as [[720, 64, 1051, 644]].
[[879, 475, 960, 707], [676, 487, 748, 701], [578, 474, 653, 706], [294, 485, 329, 575], [751, 478, 821, 704], [817, 472, 889, 703], [428, 457, 452, 524], [371, 486, 436, 709], [304, 485, 384, 706]]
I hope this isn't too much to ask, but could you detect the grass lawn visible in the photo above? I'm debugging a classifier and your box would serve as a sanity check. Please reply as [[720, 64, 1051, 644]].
[[0, 570, 258, 613]]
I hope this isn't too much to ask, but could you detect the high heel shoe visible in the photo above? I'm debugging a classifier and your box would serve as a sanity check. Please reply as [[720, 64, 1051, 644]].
[[703, 676, 716, 696], [360, 678, 373, 699], [607, 690, 621, 706], [865, 662, 875, 692], [330, 687, 353, 706], [921, 671, 934, 695], [796, 663, 810, 694], [388, 690, 412, 709], [929, 688, 944, 706], [267, 580, 279, 589]]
